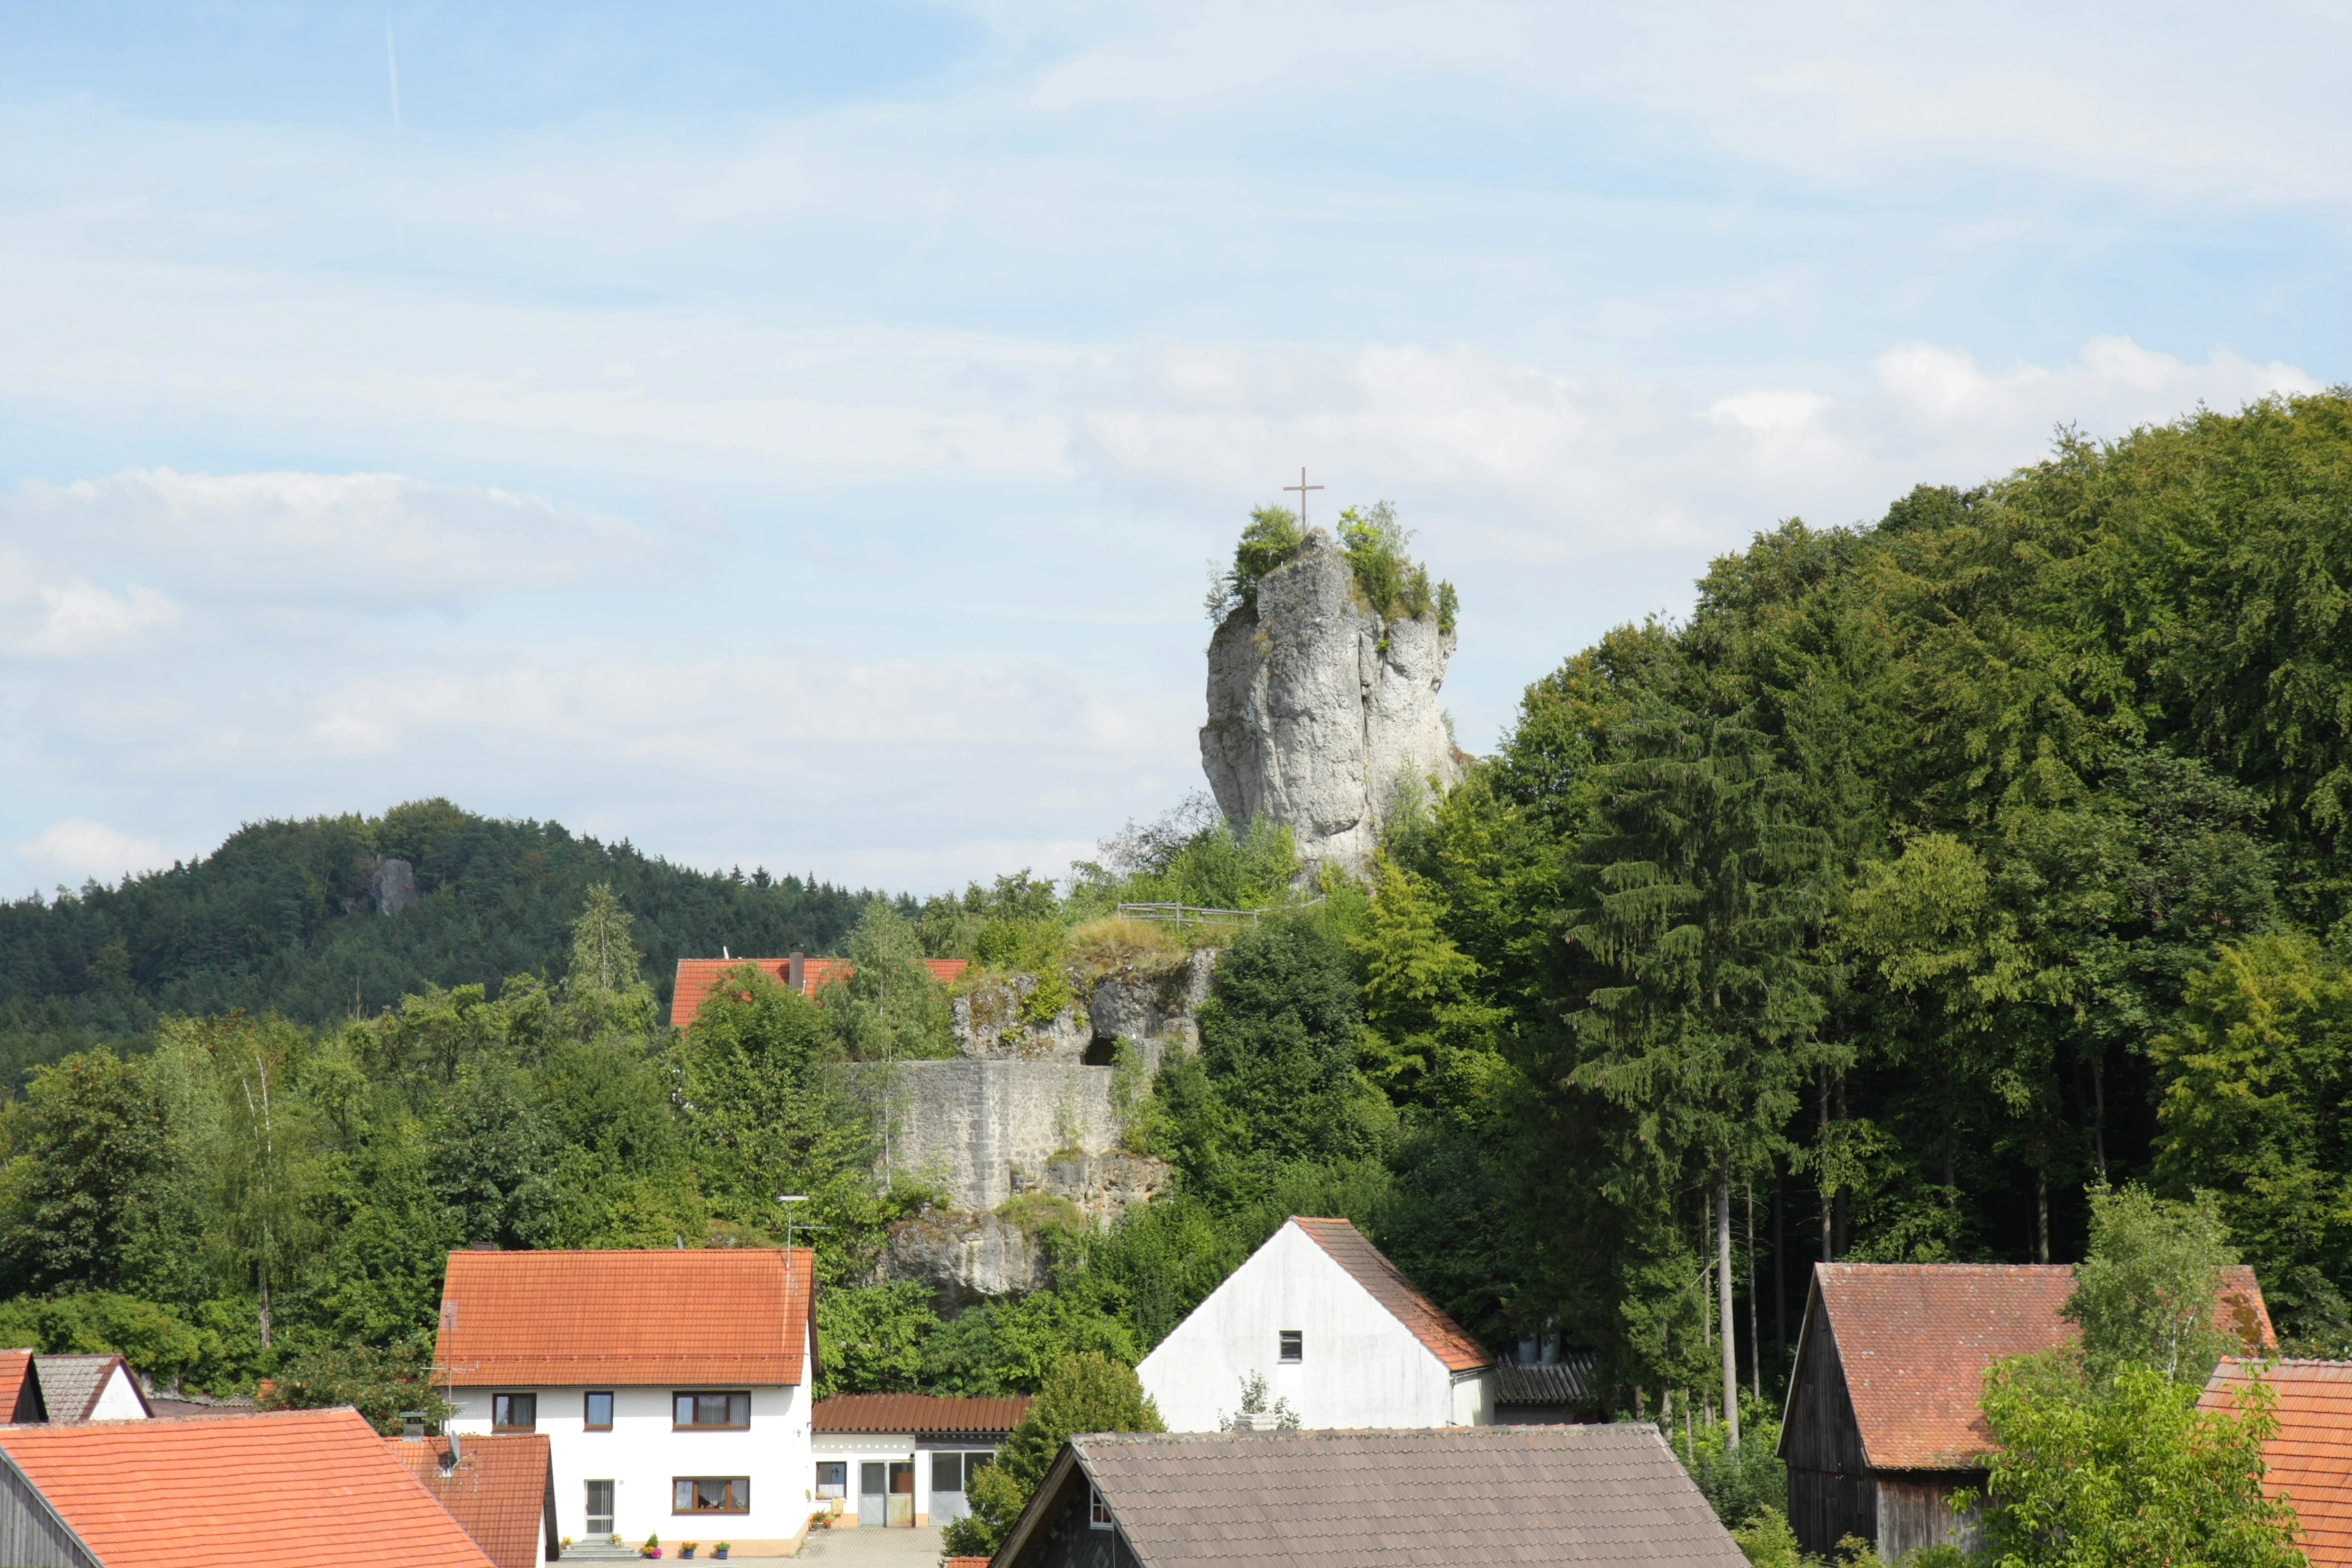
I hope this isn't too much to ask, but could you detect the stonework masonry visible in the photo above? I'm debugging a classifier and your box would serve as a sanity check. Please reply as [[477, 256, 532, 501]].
[[879, 1058, 1120, 1213]]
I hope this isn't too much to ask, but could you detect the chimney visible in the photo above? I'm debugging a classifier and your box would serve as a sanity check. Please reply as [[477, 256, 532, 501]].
[[788, 951, 805, 993], [1233, 1409, 1279, 1433], [402, 1412, 426, 1439]]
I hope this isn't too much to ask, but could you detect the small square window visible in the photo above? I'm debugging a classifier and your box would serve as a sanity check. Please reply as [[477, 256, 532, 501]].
[[816, 1462, 847, 1499], [1088, 1483, 1113, 1530], [492, 1391, 537, 1431], [1278, 1330, 1303, 1364], [584, 1391, 613, 1430]]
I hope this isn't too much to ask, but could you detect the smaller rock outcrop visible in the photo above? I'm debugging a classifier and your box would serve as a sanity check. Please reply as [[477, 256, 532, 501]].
[[881, 1211, 1046, 1307], [371, 858, 421, 916]]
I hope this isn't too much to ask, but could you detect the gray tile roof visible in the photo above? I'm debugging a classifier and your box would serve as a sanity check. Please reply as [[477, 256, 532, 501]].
[[32, 1356, 121, 1424], [1494, 1359, 1594, 1407], [1046, 1423, 1747, 1567]]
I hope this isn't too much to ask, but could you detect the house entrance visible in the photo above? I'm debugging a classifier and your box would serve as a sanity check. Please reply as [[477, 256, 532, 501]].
[[888, 1462, 915, 1527], [585, 1480, 614, 1539], [859, 1463, 886, 1527]]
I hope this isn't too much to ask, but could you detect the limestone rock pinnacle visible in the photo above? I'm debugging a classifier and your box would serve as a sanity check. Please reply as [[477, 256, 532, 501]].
[[1199, 526, 1463, 881]]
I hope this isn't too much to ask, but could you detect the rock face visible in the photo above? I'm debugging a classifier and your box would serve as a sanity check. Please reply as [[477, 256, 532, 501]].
[[876, 949, 1215, 1306], [371, 859, 421, 916], [1200, 527, 1463, 881]]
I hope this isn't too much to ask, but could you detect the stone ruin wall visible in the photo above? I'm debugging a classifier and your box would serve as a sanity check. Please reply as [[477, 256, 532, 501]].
[[863, 949, 1214, 1304]]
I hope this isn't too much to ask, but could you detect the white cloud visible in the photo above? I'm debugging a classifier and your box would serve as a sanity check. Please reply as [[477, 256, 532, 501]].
[[1873, 337, 2320, 453], [13, 818, 172, 886], [1028, 0, 1534, 109], [0, 545, 181, 656], [2, 470, 660, 601]]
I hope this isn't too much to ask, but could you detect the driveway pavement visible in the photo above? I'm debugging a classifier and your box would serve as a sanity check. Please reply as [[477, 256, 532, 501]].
[[793, 1525, 946, 1564]]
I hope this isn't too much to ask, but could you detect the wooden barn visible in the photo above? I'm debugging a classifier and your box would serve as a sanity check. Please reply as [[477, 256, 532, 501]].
[[1778, 1262, 2274, 1562]]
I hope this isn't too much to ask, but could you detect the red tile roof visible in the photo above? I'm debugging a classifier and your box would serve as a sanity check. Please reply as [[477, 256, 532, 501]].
[[1800, 1262, 2275, 1471], [435, 1248, 816, 1387], [2204, 1358, 2352, 1568], [1291, 1218, 1493, 1374], [389, 1434, 553, 1568], [0, 1349, 36, 1423], [0, 1407, 493, 1568], [670, 957, 968, 1030], [814, 1394, 1033, 1435]]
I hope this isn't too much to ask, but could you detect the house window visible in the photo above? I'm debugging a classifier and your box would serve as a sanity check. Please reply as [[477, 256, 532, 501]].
[[674, 1477, 751, 1515], [585, 1480, 614, 1536], [816, 1462, 847, 1499], [932, 1452, 962, 1494], [672, 1391, 752, 1429], [584, 1391, 613, 1431], [1088, 1484, 1113, 1530], [1278, 1330, 1303, 1364], [492, 1392, 537, 1431]]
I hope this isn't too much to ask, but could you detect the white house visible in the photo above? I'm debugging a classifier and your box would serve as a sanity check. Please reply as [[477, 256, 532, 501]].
[[1138, 1217, 1495, 1433], [810, 1393, 1028, 1528], [436, 1248, 818, 1557]]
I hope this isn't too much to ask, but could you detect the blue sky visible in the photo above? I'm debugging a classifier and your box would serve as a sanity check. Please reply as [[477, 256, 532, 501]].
[[3, 1, 2344, 897]]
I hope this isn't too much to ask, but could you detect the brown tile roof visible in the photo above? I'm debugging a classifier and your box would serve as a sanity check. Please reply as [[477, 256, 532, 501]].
[[813, 1394, 1032, 1436], [32, 1355, 152, 1424], [670, 957, 968, 1029], [435, 1248, 816, 1387], [1292, 1218, 1493, 1374], [389, 1434, 553, 1568], [0, 1407, 493, 1568], [1797, 1262, 2275, 1471], [2204, 1358, 2352, 1568], [1005, 1425, 1748, 1568]]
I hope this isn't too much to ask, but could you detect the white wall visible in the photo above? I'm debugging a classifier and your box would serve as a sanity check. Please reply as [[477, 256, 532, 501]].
[[448, 1382, 812, 1549], [811, 1434, 998, 1526], [1137, 1221, 1473, 1433], [89, 1366, 147, 1422]]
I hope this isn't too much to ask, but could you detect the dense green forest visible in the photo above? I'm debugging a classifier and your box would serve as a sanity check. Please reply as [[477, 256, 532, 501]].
[[0, 797, 884, 1075], [7, 394, 2352, 1489]]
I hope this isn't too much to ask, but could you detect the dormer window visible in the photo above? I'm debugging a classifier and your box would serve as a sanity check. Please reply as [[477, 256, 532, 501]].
[[1279, 1330, 1303, 1364]]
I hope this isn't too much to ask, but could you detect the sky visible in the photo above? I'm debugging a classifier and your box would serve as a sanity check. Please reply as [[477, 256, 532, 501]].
[[2, 1, 2345, 900]]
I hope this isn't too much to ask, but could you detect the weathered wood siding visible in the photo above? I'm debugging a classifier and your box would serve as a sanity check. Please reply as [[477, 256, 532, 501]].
[[0, 1461, 94, 1568], [1876, 1474, 1986, 1562], [1784, 1310, 1876, 1556], [1010, 1472, 1140, 1568]]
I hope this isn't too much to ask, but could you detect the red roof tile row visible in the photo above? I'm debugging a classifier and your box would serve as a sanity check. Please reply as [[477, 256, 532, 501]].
[[1292, 1218, 1493, 1374], [2204, 1358, 2352, 1568], [435, 1248, 817, 1388], [388, 1434, 552, 1568], [1804, 1262, 2274, 1471], [669, 957, 967, 1030], [0, 1407, 493, 1568], [814, 1393, 1033, 1436]]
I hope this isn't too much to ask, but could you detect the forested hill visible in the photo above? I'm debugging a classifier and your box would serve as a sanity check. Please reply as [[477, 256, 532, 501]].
[[0, 798, 885, 1071]]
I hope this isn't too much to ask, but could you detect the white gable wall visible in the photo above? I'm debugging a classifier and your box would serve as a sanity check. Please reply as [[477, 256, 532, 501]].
[[87, 1366, 147, 1422], [1138, 1221, 1474, 1433]]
